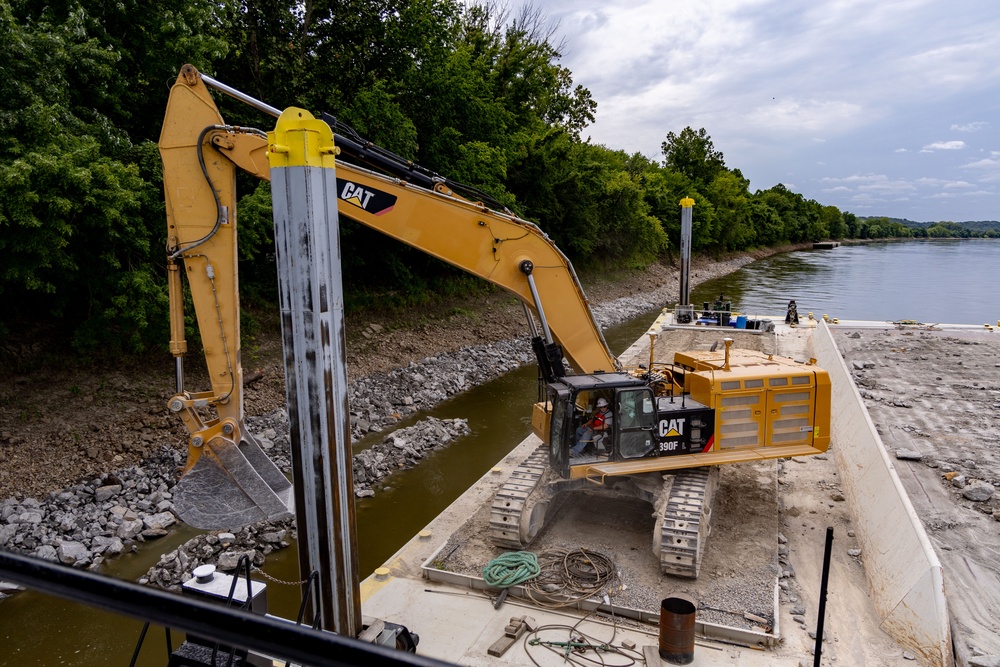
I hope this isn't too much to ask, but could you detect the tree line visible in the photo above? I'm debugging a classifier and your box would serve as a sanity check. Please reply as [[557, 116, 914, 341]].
[[864, 218, 1000, 239], [0, 0, 988, 356]]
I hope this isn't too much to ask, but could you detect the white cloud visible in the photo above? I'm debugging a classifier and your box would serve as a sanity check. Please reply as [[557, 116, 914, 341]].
[[962, 159, 1000, 169], [942, 181, 975, 189], [743, 99, 865, 135], [850, 193, 878, 203], [951, 121, 989, 132], [518, 0, 1000, 219], [823, 174, 886, 183], [858, 181, 917, 194], [922, 140, 966, 150]]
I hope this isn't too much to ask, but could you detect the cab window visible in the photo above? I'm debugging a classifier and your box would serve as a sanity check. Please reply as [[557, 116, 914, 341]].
[[617, 388, 655, 458]]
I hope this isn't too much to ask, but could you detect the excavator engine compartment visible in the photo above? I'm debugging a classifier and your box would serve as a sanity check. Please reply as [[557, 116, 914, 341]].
[[677, 347, 831, 456], [653, 396, 715, 456], [531, 343, 830, 477]]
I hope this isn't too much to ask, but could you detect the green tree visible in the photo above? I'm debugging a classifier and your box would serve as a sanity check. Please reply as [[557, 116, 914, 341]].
[[705, 171, 754, 251], [747, 199, 784, 246], [0, 3, 164, 352], [661, 127, 727, 186], [820, 205, 845, 240], [12, 0, 230, 146], [755, 185, 794, 242], [842, 211, 860, 238]]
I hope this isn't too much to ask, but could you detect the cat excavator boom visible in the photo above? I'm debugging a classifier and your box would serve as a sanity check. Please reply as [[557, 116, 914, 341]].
[[162, 66, 831, 582], [160, 65, 615, 530]]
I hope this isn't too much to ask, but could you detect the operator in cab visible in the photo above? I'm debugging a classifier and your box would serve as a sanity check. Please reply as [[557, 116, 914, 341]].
[[570, 397, 612, 458]]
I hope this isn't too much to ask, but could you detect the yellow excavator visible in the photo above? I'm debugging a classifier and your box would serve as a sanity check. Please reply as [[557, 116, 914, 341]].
[[161, 65, 830, 579]]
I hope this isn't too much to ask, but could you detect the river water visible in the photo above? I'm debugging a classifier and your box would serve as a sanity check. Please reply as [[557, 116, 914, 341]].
[[693, 239, 999, 326], [2, 238, 998, 665]]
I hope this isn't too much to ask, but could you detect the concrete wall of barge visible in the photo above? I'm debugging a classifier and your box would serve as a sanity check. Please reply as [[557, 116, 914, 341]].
[[813, 320, 952, 667]]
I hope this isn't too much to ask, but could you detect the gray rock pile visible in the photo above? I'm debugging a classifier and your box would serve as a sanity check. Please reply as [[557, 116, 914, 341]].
[[139, 520, 294, 591], [925, 461, 997, 513], [346, 342, 530, 439], [352, 417, 470, 497], [0, 447, 182, 570], [593, 294, 665, 329]]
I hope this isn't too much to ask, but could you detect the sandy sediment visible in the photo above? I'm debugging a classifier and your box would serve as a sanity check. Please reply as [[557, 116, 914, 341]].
[[834, 327, 1000, 662]]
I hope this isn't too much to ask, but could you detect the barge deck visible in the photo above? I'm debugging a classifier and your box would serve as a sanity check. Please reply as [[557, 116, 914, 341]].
[[361, 314, 959, 666]]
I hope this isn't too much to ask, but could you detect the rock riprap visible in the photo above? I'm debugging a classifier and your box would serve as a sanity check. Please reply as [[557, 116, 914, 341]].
[[0, 447, 182, 570]]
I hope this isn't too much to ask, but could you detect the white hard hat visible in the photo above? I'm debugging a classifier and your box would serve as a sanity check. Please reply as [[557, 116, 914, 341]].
[[596, 398, 608, 408]]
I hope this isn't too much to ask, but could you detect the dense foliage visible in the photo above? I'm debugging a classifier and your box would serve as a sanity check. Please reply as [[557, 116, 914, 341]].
[[864, 217, 1000, 239], [0, 0, 992, 355]]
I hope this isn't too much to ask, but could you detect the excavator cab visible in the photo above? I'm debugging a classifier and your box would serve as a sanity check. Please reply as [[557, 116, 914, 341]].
[[540, 373, 669, 475], [537, 370, 728, 479]]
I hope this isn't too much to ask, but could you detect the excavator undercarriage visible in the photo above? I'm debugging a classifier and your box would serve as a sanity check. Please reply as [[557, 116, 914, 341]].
[[489, 445, 721, 579]]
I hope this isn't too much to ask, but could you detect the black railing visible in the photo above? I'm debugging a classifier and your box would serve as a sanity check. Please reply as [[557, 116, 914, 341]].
[[0, 550, 451, 667]]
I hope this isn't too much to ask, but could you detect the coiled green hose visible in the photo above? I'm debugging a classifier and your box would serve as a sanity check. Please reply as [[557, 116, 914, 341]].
[[482, 551, 540, 588]]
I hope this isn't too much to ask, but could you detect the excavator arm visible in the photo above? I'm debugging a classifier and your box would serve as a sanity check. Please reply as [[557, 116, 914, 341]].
[[159, 65, 615, 528], [318, 163, 616, 375], [160, 67, 293, 528]]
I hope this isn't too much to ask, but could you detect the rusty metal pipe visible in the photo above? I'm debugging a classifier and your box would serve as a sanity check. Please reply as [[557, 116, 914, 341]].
[[659, 595, 697, 664]]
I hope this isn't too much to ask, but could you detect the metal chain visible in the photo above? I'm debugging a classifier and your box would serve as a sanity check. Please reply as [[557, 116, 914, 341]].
[[253, 566, 309, 586]]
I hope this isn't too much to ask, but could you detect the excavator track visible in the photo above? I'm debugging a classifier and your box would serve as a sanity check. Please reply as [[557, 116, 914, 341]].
[[489, 446, 551, 549], [657, 466, 720, 578]]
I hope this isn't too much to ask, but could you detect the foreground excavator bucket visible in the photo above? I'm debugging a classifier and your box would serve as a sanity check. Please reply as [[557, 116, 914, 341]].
[[173, 431, 294, 530]]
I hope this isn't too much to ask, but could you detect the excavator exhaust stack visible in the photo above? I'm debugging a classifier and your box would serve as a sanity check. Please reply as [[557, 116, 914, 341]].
[[173, 428, 294, 530]]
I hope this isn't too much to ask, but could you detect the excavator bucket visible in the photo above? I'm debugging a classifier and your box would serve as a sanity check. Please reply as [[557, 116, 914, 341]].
[[173, 432, 294, 530]]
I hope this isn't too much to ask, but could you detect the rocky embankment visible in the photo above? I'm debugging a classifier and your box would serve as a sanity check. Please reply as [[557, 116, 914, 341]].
[[1, 251, 779, 596], [0, 449, 183, 573]]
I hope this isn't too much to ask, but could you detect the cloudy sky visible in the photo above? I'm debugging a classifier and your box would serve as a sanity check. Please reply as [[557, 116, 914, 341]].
[[513, 0, 1000, 222]]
